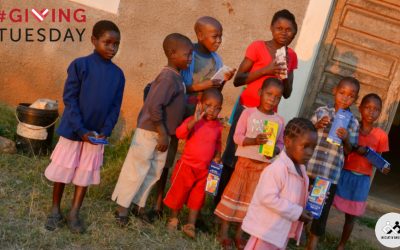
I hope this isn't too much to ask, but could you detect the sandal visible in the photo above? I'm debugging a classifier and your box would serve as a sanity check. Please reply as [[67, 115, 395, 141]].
[[234, 238, 247, 250], [45, 213, 65, 231], [218, 238, 234, 250], [114, 211, 129, 227], [67, 216, 85, 234], [166, 218, 179, 232], [182, 223, 196, 239]]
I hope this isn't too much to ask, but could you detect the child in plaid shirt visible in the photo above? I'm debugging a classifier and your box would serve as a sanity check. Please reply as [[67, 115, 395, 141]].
[[306, 76, 360, 250]]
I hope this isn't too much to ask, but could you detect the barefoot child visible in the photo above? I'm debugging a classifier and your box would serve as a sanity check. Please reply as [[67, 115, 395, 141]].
[[112, 33, 193, 225], [306, 77, 360, 250], [44, 20, 125, 233], [163, 88, 224, 238], [215, 78, 285, 250], [333, 93, 389, 250], [153, 16, 235, 217], [242, 118, 317, 249]]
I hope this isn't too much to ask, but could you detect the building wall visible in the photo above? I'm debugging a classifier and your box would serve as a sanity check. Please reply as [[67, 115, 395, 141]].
[[0, 0, 312, 138]]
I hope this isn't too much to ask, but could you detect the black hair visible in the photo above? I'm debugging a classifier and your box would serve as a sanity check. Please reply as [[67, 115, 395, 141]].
[[92, 20, 120, 39], [261, 77, 284, 91], [162, 33, 192, 57], [284, 118, 317, 139], [271, 9, 298, 35], [338, 76, 360, 93], [361, 93, 382, 107], [194, 16, 222, 34], [201, 88, 223, 104]]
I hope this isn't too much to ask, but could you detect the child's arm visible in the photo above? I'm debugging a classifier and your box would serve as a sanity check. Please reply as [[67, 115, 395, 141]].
[[100, 74, 125, 137], [186, 79, 223, 93], [148, 77, 180, 152], [175, 104, 205, 140], [282, 71, 294, 99], [63, 61, 90, 139], [336, 128, 352, 154], [212, 125, 223, 163], [233, 58, 282, 87], [256, 165, 304, 222]]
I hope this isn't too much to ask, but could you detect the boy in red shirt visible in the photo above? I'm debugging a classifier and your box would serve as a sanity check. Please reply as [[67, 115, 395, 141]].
[[164, 88, 223, 239]]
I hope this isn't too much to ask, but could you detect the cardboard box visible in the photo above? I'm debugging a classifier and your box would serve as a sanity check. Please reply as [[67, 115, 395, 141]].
[[306, 176, 331, 219], [326, 109, 352, 146]]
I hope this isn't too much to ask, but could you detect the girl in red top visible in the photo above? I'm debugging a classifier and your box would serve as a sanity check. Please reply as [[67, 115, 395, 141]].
[[163, 88, 223, 239], [333, 93, 390, 250], [217, 9, 299, 206]]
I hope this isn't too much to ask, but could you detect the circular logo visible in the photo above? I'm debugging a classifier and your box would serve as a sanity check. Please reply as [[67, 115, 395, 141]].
[[375, 212, 400, 248]]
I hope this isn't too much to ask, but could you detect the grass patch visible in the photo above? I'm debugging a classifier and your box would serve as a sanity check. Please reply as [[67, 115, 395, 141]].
[[0, 103, 17, 139], [357, 216, 378, 229]]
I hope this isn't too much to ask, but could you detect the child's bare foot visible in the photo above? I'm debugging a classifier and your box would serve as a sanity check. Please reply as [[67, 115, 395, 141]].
[[218, 237, 234, 250], [234, 237, 247, 250], [182, 223, 196, 239], [45, 213, 65, 231], [166, 218, 179, 232], [67, 214, 84, 234]]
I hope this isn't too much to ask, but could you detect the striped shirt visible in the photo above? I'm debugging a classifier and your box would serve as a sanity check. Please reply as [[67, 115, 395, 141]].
[[306, 106, 359, 184]]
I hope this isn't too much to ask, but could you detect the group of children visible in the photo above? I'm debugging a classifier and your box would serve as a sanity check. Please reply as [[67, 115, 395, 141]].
[[42, 9, 390, 250]]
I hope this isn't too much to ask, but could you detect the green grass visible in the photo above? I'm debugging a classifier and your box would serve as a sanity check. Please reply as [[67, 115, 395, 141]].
[[357, 216, 378, 229], [0, 103, 17, 139], [0, 103, 379, 249]]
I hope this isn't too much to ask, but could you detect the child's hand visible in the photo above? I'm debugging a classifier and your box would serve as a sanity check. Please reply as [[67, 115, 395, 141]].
[[299, 209, 313, 224], [255, 133, 268, 145], [223, 68, 236, 82], [206, 79, 224, 89], [315, 116, 330, 129], [213, 152, 222, 164], [382, 167, 391, 175], [156, 133, 169, 152], [356, 146, 367, 155], [82, 131, 98, 145], [336, 127, 349, 142], [194, 104, 205, 122], [262, 60, 282, 76]]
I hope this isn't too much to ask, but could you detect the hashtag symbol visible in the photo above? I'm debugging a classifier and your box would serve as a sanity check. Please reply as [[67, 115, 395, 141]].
[[0, 10, 6, 22]]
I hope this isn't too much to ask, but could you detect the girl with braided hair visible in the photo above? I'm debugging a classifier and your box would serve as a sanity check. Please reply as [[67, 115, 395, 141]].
[[242, 118, 317, 249]]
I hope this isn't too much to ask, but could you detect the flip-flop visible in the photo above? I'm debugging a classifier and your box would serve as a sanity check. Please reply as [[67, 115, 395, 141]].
[[67, 216, 85, 234], [114, 211, 129, 227], [182, 224, 196, 239], [45, 213, 65, 231]]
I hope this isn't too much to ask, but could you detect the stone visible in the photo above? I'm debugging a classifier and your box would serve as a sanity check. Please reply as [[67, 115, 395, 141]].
[[0, 136, 17, 154]]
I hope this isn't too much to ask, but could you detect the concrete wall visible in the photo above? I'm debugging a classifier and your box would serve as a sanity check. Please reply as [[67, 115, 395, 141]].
[[0, 0, 311, 138]]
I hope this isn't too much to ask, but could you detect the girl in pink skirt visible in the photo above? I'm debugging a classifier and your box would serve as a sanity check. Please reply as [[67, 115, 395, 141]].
[[44, 20, 125, 233]]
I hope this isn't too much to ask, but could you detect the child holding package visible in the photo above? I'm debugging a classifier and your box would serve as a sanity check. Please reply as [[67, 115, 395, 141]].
[[44, 20, 125, 233], [163, 88, 224, 238], [306, 76, 360, 250], [215, 78, 285, 250], [333, 93, 389, 250], [153, 16, 235, 217], [112, 33, 193, 225], [242, 118, 317, 249]]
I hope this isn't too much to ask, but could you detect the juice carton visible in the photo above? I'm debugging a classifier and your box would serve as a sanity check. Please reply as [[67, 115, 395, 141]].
[[275, 46, 287, 79], [211, 65, 232, 84], [306, 176, 331, 219], [259, 120, 279, 158], [326, 109, 352, 146], [365, 147, 391, 171], [205, 162, 224, 196]]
